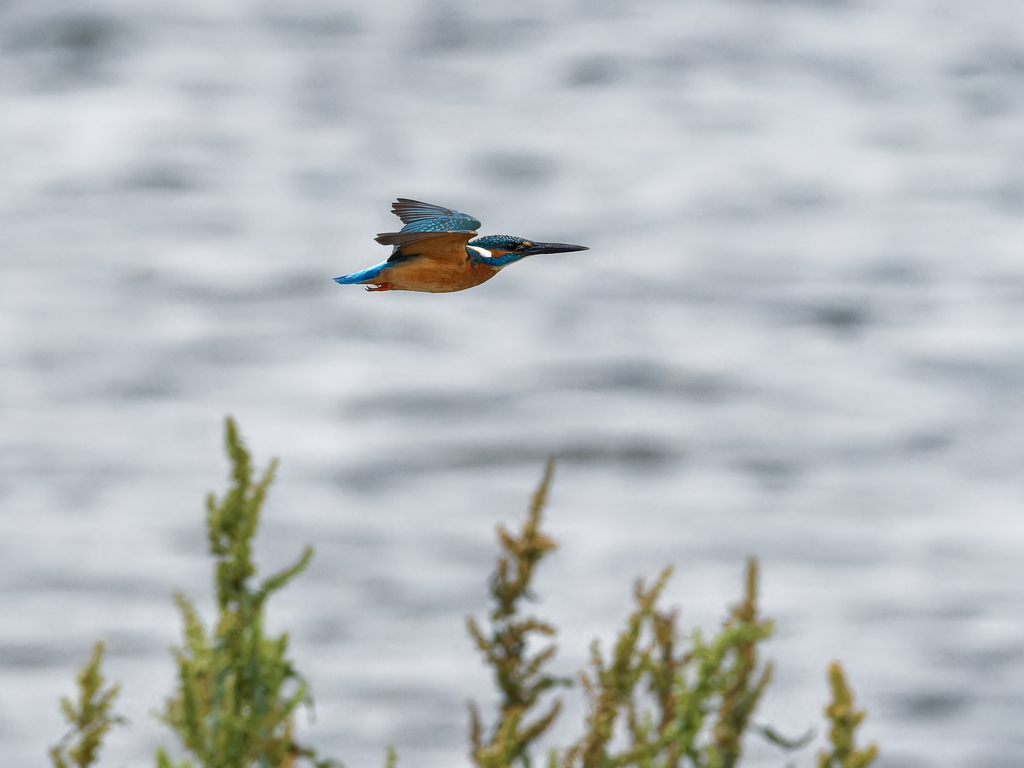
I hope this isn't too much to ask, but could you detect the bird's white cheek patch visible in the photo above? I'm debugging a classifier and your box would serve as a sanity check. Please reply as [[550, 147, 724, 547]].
[[467, 246, 492, 259]]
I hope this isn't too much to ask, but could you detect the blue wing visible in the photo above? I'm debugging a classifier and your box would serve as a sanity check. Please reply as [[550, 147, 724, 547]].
[[391, 198, 482, 233], [335, 200, 480, 284]]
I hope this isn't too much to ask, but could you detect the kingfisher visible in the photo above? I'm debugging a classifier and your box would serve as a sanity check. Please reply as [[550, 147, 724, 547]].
[[333, 198, 588, 293]]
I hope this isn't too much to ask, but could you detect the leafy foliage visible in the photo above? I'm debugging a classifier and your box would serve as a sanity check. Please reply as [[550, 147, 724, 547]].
[[467, 459, 571, 768], [157, 417, 334, 768], [51, 422, 879, 768], [469, 468, 875, 768], [50, 641, 126, 768], [558, 559, 773, 768], [817, 663, 878, 768]]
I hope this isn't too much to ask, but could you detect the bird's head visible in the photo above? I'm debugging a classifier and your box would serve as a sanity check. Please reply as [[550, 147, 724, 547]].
[[470, 234, 589, 260]]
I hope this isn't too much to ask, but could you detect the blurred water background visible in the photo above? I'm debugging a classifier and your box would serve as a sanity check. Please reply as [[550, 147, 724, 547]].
[[3, 0, 1024, 766]]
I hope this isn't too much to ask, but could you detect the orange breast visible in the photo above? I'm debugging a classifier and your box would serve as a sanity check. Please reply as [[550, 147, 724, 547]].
[[367, 255, 500, 293]]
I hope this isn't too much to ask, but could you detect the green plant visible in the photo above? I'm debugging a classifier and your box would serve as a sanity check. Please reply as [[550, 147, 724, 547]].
[[53, 421, 879, 768], [467, 459, 571, 768], [817, 662, 878, 768], [558, 559, 774, 768], [467, 469, 876, 768], [50, 641, 126, 768], [156, 417, 334, 768]]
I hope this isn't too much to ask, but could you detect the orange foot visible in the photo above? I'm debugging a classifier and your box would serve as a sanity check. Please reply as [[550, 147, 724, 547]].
[[365, 282, 394, 292]]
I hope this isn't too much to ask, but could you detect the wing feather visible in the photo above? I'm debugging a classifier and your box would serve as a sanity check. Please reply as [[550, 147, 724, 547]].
[[375, 230, 477, 264], [390, 198, 482, 233]]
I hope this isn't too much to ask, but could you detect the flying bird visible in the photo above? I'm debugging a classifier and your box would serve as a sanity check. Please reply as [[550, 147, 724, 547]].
[[333, 198, 588, 293]]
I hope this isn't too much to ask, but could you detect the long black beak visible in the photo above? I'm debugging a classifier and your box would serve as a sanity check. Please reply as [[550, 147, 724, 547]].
[[521, 241, 589, 256]]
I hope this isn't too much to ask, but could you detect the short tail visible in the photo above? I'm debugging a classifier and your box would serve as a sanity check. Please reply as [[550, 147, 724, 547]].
[[334, 261, 388, 285]]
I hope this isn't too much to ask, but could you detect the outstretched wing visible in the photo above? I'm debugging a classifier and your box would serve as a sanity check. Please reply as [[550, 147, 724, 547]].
[[375, 230, 478, 264], [391, 198, 482, 233]]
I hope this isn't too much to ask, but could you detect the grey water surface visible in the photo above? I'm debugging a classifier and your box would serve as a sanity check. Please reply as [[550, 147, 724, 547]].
[[3, 1, 1024, 766]]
